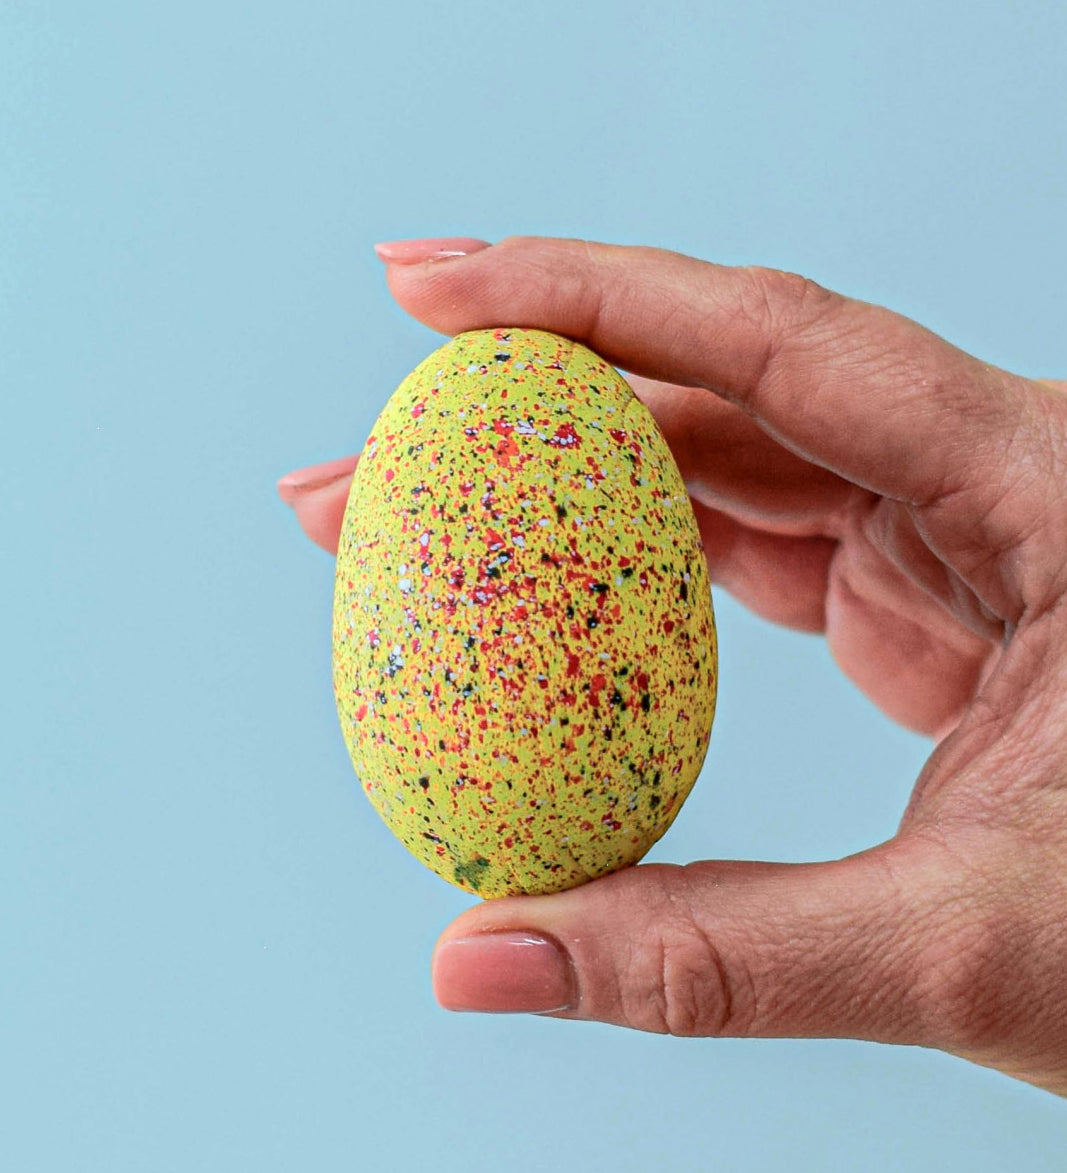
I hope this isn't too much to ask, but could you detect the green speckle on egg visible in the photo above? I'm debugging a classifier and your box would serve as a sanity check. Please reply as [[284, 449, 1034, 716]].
[[332, 328, 717, 897]]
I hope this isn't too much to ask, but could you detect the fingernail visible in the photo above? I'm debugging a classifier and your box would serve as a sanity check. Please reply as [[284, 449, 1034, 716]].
[[276, 455, 358, 507], [433, 931, 576, 1014], [374, 237, 492, 265]]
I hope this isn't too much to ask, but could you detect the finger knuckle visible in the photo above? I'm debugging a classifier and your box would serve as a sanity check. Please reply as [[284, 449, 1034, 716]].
[[737, 266, 840, 335], [657, 922, 734, 1037], [617, 869, 747, 1037]]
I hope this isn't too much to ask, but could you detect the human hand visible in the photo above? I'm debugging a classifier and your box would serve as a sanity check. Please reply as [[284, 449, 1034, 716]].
[[279, 235, 1067, 1096]]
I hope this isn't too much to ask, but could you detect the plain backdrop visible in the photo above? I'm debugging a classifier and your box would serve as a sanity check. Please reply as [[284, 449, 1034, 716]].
[[3, 2, 1066, 1170]]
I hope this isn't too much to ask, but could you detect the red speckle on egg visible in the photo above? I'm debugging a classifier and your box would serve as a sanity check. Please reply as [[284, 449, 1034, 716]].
[[548, 422, 582, 448]]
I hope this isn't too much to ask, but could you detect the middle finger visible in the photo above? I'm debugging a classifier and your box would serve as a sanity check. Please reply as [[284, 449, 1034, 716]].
[[626, 373, 871, 537]]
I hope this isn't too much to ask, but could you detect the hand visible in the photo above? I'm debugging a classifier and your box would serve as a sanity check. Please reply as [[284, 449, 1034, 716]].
[[279, 235, 1067, 1096]]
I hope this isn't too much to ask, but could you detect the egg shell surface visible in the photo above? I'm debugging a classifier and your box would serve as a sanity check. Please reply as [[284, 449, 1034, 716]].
[[333, 328, 717, 897]]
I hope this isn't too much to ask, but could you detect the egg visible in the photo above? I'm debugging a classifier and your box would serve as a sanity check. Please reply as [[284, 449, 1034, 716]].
[[332, 328, 717, 897]]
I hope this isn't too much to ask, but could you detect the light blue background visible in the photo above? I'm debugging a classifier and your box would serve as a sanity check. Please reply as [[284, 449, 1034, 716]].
[[3, 2, 1065, 1169]]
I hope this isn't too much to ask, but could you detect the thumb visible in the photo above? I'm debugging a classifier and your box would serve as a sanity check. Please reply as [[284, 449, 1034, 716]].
[[431, 840, 958, 1045]]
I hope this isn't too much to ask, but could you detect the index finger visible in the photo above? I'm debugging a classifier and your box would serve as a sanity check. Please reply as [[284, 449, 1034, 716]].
[[381, 235, 1057, 618]]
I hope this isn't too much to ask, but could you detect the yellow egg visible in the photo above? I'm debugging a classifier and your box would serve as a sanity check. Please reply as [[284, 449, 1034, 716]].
[[333, 328, 717, 897]]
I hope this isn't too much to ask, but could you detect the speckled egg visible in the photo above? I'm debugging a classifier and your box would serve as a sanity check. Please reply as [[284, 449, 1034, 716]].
[[333, 328, 717, 897]]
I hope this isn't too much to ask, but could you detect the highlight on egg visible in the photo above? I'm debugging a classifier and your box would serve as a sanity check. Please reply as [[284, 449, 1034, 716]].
[[332, 327, 717, 897]]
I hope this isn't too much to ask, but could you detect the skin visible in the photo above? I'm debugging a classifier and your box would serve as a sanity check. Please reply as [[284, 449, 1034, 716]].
[[278, 235, 1067, 1097]]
